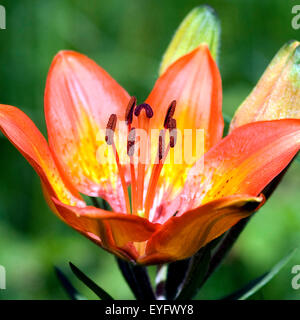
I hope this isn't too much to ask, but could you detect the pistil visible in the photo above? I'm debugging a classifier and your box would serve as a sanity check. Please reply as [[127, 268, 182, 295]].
[[125, 97, 139, 215], [127, 127, 137, 215], [134, 103, 153, 216]]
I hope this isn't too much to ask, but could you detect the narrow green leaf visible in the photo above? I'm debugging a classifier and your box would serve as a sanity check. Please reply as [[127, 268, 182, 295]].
[[222, 249, 296, 300], [159, 5, 221, 75], [69, 262, 114, 300], [54, 266, 85, 300], [176, 244, 212, 300], [166, 258, 191, 300], [223, 113, 232, 125], [116, 258, 155, 300], [223, 113, 232, 136], [89, 196, 112, 210], [202, 218, 250, 287]]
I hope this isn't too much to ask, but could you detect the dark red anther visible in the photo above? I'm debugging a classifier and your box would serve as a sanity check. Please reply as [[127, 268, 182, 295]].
[[164, 100, 176, 128], [125, 96, 136, 125], [105, 114, 117, 145], [168, 118, 177, 148], [134, 103, 154, 118], [127, 127, 136, 156], [158, 130, 165, 161]]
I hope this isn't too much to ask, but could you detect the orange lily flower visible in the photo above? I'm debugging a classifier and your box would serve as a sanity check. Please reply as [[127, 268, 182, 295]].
[[0, 44, 299, 265]]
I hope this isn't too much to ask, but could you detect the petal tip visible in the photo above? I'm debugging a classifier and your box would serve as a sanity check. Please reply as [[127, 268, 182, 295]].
[[51, 50, 85, 68]]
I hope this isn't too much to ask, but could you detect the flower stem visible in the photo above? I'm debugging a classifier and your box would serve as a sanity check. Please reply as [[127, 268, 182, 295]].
[[116, 258, 155, 300]]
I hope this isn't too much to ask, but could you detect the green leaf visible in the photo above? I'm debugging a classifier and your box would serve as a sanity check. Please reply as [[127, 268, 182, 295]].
[[176, 244, 212, 300], [166, 258, 191, 300], [116, 258, 155, 300], [223, 113, 232, 126], [69, 262, 114, 300], [89, 196, 112, 210], [222, 249, 296, 300], [202, 218, 251, 287], [54, 266, 85, 300], [159, 5, 221, 75], [223, 113, 232, 136]]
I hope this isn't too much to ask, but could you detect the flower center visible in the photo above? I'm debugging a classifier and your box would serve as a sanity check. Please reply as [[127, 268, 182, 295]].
[[105, 97, 177, 219]]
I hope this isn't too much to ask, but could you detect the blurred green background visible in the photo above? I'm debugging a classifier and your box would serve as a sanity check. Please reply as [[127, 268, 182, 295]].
[[0, 0, 299, 299]]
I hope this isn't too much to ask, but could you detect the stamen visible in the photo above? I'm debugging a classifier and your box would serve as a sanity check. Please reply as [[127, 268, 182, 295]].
[[127, 126, 137, 215], [127, 127, 136, 157], [111, 142, 131, 215], [168, 118, 177, 148], [158, 130, 165, 161], [144, 130, 171, 219], [125, 96, 136, 125], [105, 114, 117, 145], [134, 103, 153, 215], [105, 114, 131, 214], [134, 103, 154, 118], [164, 100, 176, 128]]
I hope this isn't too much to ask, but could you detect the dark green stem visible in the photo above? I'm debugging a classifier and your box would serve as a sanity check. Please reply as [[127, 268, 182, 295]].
[[116, 258, 155, 300]]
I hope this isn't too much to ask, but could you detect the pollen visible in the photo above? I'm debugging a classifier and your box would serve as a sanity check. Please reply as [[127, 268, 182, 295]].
[[164, 100, 176, 128], [105, 114, 117, 145], [127, 127, 136, 156], [134, 103, 154, 118], [159, 130, 165, 160], [125, 96, 136, 125], [168, 118, 177, 148]]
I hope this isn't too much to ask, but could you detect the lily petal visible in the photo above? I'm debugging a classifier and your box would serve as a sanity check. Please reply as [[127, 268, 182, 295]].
[[178, 119, 300, 214], [145, 44, 223, 218], [53, 198, 160, 260], [147, 44, 223, 152], [0, 105, 83, 206], [140, 195, 263, 264], [44, 50, 130, 211]]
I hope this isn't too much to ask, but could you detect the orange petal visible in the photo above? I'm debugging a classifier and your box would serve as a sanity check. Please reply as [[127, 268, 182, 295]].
[[178, 119, 300, 214], [53, 198, 160, 259], [0, 105, 83, 206], [140, 195, 263, 264], [44, 50, 130, 211], [147, 44, 223, 151], [145, 44, 223, 217], [50, 196, 132, 260]]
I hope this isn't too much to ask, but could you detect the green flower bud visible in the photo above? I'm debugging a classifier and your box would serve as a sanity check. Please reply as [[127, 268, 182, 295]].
[[230, 40, 300, 131], [159, 5, 221, 75]]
